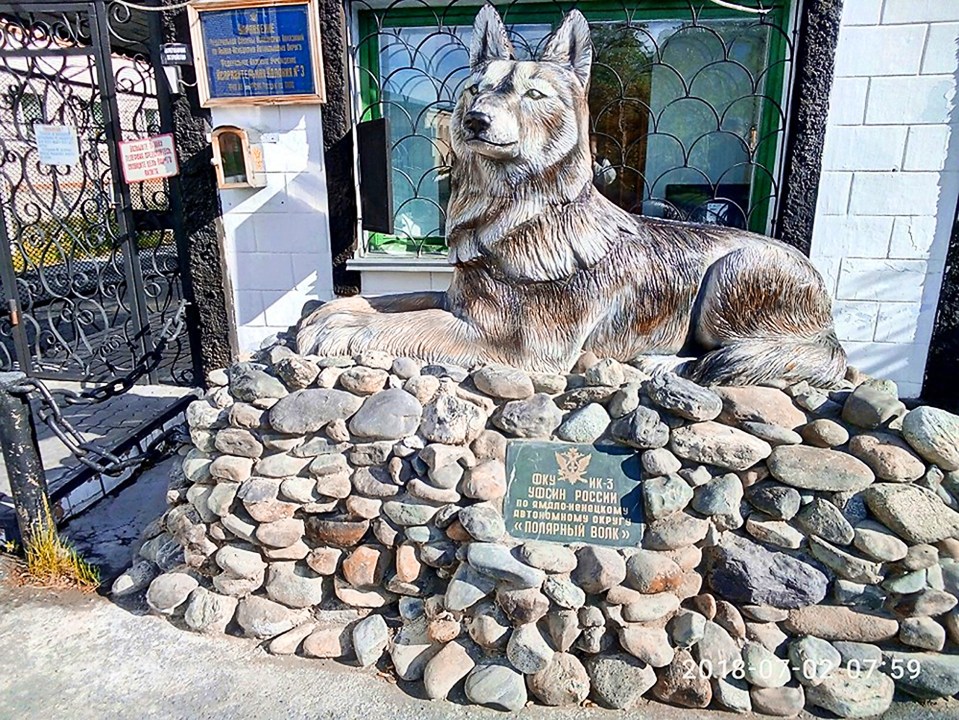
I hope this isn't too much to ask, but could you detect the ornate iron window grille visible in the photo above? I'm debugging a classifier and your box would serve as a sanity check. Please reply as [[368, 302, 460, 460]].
[[346, 0, 799, 259]]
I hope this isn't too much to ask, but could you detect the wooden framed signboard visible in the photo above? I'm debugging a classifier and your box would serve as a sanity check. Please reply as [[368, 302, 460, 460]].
[[188, 0, 325, 107]]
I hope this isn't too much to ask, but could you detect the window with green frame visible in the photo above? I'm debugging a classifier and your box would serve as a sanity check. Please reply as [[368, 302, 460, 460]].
[[353, 0, 795, 257]]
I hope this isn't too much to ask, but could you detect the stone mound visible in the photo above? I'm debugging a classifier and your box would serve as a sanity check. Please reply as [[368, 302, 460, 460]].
[[119, 345, 959, 716]]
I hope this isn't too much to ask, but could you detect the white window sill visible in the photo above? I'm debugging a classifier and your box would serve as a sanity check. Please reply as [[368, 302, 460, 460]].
[[346, 255, 454, 273]]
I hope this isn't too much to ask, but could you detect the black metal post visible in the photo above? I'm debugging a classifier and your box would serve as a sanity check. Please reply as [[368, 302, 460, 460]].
[[0, 372, 51, 545]]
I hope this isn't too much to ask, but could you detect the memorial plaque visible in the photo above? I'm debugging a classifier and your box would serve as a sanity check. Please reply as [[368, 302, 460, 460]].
[[188, 0, 325, 107], [504, 441, 644, 548]]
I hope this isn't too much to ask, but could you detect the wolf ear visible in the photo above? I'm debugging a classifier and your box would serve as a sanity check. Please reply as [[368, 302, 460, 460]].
[[541, 10, 593, 90], [470, 5, 515, 70]]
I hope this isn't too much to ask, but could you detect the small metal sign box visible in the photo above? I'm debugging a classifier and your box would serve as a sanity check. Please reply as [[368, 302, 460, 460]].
[[118, 134, 179, 183], [503, 441, 645, 548], [160, 43, 192, 66], [188, 0, 325, 107]]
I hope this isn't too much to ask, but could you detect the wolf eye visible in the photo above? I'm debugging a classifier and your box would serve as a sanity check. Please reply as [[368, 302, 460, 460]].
[[464, 84, 479, 95], [525, 88, 546, 100]]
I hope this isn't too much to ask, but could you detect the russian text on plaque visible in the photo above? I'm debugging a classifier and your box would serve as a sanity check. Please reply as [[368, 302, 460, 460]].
[[503, 441, 644, 548]]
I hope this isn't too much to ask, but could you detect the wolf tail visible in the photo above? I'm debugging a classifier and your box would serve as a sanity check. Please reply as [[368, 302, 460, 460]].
[[683, 330, 847, 388]]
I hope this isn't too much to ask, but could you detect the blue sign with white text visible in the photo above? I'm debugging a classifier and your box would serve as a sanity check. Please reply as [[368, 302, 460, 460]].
[[200, 4, 314, 100]]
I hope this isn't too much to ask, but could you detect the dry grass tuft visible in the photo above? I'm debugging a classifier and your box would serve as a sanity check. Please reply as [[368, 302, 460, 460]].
[[20, 504, 100, 591]]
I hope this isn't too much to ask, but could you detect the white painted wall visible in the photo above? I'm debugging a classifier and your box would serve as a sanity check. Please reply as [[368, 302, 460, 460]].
[[214, 104, 335, 353], [810, 0, 959, 397]]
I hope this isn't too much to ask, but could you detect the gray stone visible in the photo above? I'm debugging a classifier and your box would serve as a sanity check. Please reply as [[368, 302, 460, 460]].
[[445, 562, 496, 611], [351, 466, 398, 498], [585, 358, 625, 387], [745, 514, 804, 550], [255, 452, 311, 478], [352, 614, 390, 668], [507, 622, 554, 673], [391, 357, 421, 380], [519, 541, 577, 573], [214, 428, 264, 458], [652, 648, 711, 708], [543, 575, 586, 609], [808, 536, 883, 584], [788, 635, 841, 686], [546, 609, 581, 652], [619, 625, 674, 668], [767, 445, 874, 492], [692, 473, 744, 529], [800, 418, 849, 448], [670, 421, 771, 471], [712, 676, 752, 713], [264, 562, 324, 608], [467, 542, 545, 588], [554, 385, 616, 411], [230, 365, 288, 402], [555, 403, 610, 443], [882, 569, 927, 594], [882, 651, 959, 699], [381, 496, 439, 526], [420, 394, 486, 445], [805, 668, 895, 718], [465, 663, 527, 712], [146, 573, 198, 615], [608, 382, 641, 418], [645, 372, 723, 421], [833, 580, 886, 611], [473, 366, 534, 399], [458, 503, 506, 542], [795, 498, 855, 545], [669, 609, 707, 648], [864, 483, 959, 544], [268, 389, 363, 434], [183, 587, 238, 634], [740, 421, 802, 447], [644, 513, 709, 550], [641, 448, 682, 476], [705, 533, 828, 609], [209, 455, 254, 484], [572, 546, 627, 594], [750, 685, 805, 717], [215, 544, 266, 579], [111, 560, 159, 598], [743, 641, 790, 688], [467, 601, 511, 649], [273, 355, 319, 390], [235, 595, 307, 639], [493, 393, 562, 438], [842, 383, 905, 429], [902, 405, 959, 471], [389, 616, 438, 680], [348, 388, 422, 440], [643, 474, 693, 520], [745, 481, 802, 521], [585, 653, 657, 709], [610, 406, 669, 449], [622, 592, 679, 622], [900, 616, 945, 651], [528, 653, 590, 706], [833, 641, 883, 668], [695, 620, 741, 678]]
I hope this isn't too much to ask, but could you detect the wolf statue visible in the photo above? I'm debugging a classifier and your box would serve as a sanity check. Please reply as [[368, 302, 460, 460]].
[[298, 5, 847, 387]]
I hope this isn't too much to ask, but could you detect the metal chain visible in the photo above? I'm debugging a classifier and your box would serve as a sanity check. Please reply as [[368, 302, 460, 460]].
[[6, 299, 193, 477]]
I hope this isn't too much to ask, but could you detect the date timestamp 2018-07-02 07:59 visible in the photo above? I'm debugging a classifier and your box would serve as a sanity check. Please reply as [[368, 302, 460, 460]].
[[682, 656, 923, 682]]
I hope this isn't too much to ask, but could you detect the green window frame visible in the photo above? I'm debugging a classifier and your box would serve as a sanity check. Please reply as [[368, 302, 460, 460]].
[[355, 0, 794, 256]]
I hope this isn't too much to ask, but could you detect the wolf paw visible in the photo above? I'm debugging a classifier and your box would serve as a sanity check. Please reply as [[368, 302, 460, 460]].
[[297, 306, 377, 356]]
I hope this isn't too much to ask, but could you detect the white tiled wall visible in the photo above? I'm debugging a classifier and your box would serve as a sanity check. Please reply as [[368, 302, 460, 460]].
[[810, 0, 959, 397], [213, 105, 335, 353]]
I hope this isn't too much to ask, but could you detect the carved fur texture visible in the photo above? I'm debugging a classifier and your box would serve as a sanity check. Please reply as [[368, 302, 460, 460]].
[[298, 6, 847, 387]]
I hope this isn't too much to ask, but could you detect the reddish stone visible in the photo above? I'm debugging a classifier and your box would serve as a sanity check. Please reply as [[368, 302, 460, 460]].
[[341, 544, 392, 589], [304, 516, 370, 548]]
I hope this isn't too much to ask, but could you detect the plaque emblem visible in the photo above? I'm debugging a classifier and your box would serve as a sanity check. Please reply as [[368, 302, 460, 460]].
[[555, 447, 591, 484]]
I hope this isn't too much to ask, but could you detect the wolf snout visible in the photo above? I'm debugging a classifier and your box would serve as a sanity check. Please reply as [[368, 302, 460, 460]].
[[463, 110, 492, 136]]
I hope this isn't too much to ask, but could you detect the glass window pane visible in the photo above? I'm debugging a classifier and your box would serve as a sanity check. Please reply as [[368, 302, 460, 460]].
[[360, 4, 789, 255]]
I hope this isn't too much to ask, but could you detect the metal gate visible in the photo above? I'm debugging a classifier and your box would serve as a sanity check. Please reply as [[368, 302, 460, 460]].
[[0, 1, 199, 385]]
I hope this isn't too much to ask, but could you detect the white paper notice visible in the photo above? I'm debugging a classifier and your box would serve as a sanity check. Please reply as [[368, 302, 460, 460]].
[[34, 124, 80, 166], [118, 133, 179, 183]]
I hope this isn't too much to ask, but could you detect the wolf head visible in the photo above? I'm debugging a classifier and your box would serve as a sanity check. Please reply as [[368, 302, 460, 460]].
[[451, 5, 593, 177]]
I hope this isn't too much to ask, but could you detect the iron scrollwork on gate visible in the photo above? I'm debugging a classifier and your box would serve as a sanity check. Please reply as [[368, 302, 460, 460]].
[[0, 2, 196, 385]]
